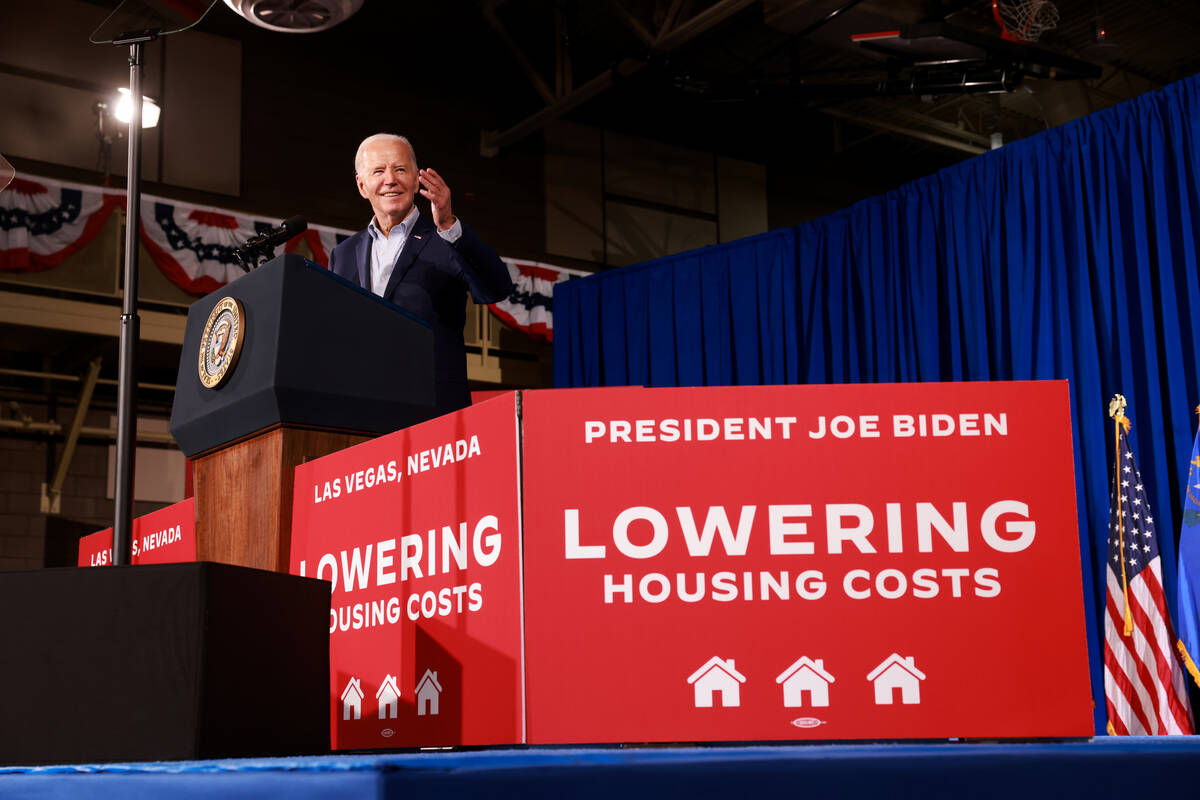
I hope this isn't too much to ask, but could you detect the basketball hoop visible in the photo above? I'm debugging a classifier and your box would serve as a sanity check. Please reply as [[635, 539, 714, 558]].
[[992, 0, 1059, 42]]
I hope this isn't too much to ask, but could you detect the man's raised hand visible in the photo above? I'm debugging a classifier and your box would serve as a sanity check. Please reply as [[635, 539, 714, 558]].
[[418, 167, 455, 231]]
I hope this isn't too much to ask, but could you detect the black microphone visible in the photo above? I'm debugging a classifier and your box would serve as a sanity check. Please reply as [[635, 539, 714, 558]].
[[235, 215, 307, 269]]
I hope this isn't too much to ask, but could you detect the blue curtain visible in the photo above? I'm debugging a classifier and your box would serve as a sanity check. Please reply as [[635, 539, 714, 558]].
[[554, 74, 1200, 734]]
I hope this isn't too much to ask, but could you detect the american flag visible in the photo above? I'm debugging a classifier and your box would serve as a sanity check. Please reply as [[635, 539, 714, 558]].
[[1103, 403, 1194, 735]]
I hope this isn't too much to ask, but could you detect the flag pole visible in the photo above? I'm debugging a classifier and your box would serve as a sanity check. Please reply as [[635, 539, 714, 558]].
[[1109, 394, 1134, 637]]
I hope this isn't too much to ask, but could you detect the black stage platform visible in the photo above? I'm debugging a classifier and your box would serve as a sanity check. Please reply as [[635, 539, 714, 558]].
[[2, 740, 1200, 799]]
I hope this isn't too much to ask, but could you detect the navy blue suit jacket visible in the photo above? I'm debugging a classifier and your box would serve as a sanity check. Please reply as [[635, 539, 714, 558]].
[[328, 213, 513, 414]]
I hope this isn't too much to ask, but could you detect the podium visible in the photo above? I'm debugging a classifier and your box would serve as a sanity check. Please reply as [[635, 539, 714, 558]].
[[170, 255, 436, 571]]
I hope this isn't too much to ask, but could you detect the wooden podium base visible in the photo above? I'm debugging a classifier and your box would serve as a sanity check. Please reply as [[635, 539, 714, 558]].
[[193, 425, 370, 572]]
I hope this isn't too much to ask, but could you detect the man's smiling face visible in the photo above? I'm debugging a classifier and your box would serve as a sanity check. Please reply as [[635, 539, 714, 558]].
[[356, 139, 419, 230]]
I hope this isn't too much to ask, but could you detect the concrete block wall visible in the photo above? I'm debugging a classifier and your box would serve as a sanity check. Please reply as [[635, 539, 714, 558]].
[[0, 404, 170, 571], [0, 433, 46, 571]]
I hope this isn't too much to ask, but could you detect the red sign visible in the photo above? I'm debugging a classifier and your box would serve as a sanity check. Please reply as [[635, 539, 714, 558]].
[[289, 393, 524, 750], [520, 382, 1093, 743], [78, 498, 197, 567]]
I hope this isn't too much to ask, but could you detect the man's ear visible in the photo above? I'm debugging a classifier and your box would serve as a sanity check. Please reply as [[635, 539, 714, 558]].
[[355, 173, 368, 200]]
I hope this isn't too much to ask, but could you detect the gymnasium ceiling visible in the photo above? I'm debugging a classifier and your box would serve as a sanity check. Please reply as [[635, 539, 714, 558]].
[[464, 0, 1200, 162], [73, 0, 1200, 177]]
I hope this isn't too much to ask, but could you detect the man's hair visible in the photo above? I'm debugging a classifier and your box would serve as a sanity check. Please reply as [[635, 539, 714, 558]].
[[354, 133, 418, 176]]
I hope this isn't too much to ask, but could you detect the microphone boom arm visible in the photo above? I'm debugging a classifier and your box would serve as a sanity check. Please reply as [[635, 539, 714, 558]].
[[234, 215, 307, 270]]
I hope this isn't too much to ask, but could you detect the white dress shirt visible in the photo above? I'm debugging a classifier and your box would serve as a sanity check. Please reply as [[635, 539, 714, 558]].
[[366, 207, 463, 297]]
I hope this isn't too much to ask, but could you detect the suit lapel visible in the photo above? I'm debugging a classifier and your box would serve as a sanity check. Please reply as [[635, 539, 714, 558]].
[[382, 216, 435, 299], [354, 231, 371, 290]]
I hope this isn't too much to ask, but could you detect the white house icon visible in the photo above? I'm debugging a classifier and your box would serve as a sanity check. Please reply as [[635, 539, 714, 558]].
[[415, 669, 443, 716], [376, 674, 402, 719], [687, 656, 746, 708], [866, 654, 926, 705], [775, 656, 836, 707], [340, 677, 364, 720]]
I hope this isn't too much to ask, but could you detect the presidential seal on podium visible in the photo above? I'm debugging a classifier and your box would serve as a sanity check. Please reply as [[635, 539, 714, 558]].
[[198, 296, 245, 389]]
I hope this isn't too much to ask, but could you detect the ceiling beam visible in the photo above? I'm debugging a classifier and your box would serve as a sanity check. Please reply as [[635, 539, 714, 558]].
[[483, 0, 759, 156], [482, 59, 645, 156], [658, 0, 687, 42], [655, 0, 759, 51], [887, 105, 994, 147], [483, 5, 556, 106], [821, 107, 987, 154], [608, 0, 656, 47]]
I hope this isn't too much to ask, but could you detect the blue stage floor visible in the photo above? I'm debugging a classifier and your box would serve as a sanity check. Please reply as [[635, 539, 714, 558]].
[[4, 740, 1200, 799]]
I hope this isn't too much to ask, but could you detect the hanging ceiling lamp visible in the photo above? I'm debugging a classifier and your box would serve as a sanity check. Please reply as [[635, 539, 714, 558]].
[[222, 0, 363, 33]]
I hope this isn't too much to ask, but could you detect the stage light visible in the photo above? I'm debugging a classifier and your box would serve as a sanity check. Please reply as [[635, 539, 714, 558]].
[[114, 88, 161, 128]]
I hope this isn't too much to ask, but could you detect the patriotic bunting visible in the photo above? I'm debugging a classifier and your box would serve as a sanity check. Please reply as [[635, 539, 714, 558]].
[[142, 202, 261, 294], [1, 172, 586, 341], [1103, 395, 1194, 735], [490, 259, 589, 342], [140, 200, 349, 294], [0, 176, 123, 271]]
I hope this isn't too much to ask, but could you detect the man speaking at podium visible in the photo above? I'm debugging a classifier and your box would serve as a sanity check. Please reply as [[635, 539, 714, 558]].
[[329, 133, 514, 415]]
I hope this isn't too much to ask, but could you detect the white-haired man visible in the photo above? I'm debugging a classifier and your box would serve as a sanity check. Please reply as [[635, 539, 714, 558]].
[[329, 133, 514, 414]]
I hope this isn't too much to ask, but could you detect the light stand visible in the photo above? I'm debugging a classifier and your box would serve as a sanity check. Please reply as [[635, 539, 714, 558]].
[[111, 32, 155, 566], [92, 0, 219, 567]]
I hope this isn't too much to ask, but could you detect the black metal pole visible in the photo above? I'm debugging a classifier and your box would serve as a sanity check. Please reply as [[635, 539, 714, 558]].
[[112, 39, 146, 566]]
